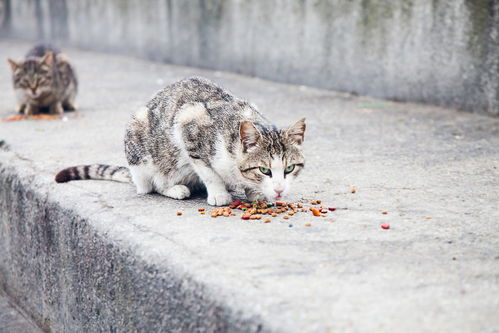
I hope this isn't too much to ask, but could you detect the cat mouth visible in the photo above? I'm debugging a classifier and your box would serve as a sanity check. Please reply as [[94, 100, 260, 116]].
[[274, 195, 283, 200]]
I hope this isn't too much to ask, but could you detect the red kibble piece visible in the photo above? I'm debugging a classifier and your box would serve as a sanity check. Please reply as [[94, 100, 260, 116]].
[[328, 207, 336, 211], [241, 214, 250, 220], [381, 224, 390, 229]]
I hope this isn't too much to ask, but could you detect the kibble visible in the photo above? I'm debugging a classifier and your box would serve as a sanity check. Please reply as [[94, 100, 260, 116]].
[[382, 210, 388, 214], [176, 211, 183, 216], [381, 224, 390, 229], [311, 208, 321, 217]]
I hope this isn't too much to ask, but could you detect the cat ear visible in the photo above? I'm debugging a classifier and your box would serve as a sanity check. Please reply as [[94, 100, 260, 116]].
[[286, 118, 306, 145], [7, 58, 18, 71], [40, 51, 54, 66], [240, 121, 261, 152]]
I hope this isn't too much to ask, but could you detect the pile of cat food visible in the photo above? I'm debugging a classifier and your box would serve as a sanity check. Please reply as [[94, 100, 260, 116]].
[[189, 199, 338, 224], [2, 114, 62, 121]]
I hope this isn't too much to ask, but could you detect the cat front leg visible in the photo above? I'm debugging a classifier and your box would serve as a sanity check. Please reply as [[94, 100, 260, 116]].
[[25, 104, 39, 115], [190, 160, 231, 206], [16, 104, 26, 114], [49, 101, 64, 115]]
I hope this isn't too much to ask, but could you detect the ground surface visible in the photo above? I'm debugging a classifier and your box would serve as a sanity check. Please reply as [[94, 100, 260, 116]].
[[0, 39, 498, 332]]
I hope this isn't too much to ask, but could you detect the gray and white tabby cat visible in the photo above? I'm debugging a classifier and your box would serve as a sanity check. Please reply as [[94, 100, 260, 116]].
[[56, 77, 306, 205], [7, 44, 78, 115]]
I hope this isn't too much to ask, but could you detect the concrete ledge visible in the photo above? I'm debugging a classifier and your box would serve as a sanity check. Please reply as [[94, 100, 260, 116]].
[[1, 39, 498, 332], [0, 149, 265, 332]]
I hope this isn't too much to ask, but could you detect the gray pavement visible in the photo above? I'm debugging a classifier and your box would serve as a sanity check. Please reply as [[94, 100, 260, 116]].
[[0, 39, 498, 332]]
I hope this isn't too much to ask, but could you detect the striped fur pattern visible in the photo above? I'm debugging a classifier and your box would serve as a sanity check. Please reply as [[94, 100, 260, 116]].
[[7, 44, 78, 115], [55, 164, 130, 183]]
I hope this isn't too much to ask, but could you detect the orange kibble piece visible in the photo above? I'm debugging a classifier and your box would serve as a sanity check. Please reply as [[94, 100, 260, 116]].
[[311, 208, 321, 217], [304, 223, 312, 227], [223, 212, 229, 217], [264, 218, 271, 223], [289, 211, 295, 216], [382, 210, 388, 214], [424, 216, 432, 220], [230, 212, 236, 216], [351, 188, 356, 193], [316, 200, 321, 204], [297, 203, 303, 208], [301, 208, 307, 212], [271, 213, 277, 217], [176, 211, 183, 216], [283, 215, 289, 219], [276, 201, 286, 206]]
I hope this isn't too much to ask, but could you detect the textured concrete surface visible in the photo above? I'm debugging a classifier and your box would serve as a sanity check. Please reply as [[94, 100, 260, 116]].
[[0, 293, 42, 333], [0, 0, 497, 114], [0, 39, 498, 332]]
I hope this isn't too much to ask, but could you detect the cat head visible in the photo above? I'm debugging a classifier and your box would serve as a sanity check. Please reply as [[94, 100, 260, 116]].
[[238, 118, 306, 201], [7, 52, 55, 100]]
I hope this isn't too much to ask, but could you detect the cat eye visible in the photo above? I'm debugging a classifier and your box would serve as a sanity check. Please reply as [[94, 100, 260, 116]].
[[284, 164, 295, 174], [259, 167, 272, 176]]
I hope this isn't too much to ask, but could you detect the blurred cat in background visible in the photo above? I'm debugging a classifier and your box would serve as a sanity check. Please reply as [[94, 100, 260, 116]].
[[7, 44, 78, 115]]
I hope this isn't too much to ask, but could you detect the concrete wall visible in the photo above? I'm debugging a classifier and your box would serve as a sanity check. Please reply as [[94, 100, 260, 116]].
[[0, 0, 497, 114]]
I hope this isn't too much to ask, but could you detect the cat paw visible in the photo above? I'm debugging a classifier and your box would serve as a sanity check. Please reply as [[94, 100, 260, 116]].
[[165, 185, 191, 200], [207, 191, 232, 206]]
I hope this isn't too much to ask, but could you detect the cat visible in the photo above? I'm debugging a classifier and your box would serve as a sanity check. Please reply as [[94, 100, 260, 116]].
[[55, 77, 306, 206], [7, 44, 78, 115]]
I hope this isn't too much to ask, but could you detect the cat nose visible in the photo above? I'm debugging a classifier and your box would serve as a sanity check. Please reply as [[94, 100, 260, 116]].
[[274, 189, 283, 195]]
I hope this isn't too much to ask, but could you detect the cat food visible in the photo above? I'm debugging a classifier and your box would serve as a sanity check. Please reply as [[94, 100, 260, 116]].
[[382, 210, 388, 214], [304, 223, 312, 227], [3, 114, 62, 122], [381, 224, 390, 229], [176, 211, 183, 216], [351, 188, 356, 193], [310, 208, 321, 217], [198, 199, 336, 223]]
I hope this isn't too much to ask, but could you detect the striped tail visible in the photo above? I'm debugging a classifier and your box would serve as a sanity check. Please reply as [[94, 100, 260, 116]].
[[55, 164, 131, 183]]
